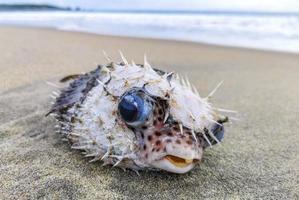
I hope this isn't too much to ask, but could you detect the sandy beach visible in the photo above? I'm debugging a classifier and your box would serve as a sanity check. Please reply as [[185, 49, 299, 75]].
[[0, 26, 298, 199]]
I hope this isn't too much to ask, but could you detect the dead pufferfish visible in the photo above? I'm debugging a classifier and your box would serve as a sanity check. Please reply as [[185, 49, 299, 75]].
[[47, 54, 229, 174]]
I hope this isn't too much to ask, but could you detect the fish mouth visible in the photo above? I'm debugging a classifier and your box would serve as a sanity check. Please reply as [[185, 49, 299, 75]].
[[150, 154, 200, 173], [164, 155, 199, 168]]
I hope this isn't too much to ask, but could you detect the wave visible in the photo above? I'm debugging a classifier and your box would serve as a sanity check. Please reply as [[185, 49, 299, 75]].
[[0, 11, 298, 52]]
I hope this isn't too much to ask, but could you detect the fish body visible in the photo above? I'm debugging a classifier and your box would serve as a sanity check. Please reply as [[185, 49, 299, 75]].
[[48, 55, 228, 174]]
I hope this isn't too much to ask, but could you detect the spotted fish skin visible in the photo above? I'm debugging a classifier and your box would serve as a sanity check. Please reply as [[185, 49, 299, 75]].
[[48, 56, 228, 174]]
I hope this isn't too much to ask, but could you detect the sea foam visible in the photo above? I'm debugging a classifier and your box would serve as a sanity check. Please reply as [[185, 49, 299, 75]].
[[0, 11, 298, 53]]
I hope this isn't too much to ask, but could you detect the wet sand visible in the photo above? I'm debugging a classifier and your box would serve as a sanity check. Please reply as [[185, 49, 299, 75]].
[[0, 26, 298, 199]]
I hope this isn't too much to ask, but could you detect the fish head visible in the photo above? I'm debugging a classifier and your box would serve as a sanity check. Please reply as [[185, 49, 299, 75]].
[[110, 61, 227, 174]]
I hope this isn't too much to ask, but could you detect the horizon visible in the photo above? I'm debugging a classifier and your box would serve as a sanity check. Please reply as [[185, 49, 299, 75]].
[[0, 0, 298, 13], [0, 3, 299, 15]]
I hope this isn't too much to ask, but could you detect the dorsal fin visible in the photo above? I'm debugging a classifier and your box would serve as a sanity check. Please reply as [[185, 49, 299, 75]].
[[46, 66, 102, 116], [59, 74, 81, 83]]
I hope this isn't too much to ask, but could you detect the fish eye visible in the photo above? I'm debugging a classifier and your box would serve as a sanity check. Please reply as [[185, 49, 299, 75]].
[[118, 91, 152, 126]]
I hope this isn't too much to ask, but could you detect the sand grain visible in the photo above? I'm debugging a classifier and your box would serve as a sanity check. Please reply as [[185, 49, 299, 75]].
[[0, 27, 298, 199]]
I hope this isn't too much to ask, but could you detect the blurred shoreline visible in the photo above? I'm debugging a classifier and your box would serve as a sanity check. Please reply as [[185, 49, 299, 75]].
[[0, 11, 298, 53], [1, 25, 299, 56], [1, 26, 299, 92]]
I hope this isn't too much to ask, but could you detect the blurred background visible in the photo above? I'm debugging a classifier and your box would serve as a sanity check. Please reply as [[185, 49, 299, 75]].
[[0, 0, 298, 53]]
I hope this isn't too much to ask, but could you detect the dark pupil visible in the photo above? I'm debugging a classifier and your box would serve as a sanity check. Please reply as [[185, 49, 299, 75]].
[[119, 95, 139, 122]]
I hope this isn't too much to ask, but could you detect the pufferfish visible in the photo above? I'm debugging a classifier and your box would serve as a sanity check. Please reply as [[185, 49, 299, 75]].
[[47, 53, 229, 174]]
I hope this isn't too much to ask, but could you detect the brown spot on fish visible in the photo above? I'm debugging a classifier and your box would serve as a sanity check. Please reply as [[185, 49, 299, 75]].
[[175, 139, 181, 144], [158, 109, 163, 115], [167, 132, 173, 136], [186, 140, 193, 145], [173, 127, 179, 132], [155, 131, 162, 136]]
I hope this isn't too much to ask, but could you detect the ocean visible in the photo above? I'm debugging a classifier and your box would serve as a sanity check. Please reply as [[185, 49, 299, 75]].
[[0, 11, 299, 53]]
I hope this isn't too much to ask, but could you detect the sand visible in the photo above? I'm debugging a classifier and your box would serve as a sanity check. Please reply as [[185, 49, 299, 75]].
[[0, 26, 298, 199]]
